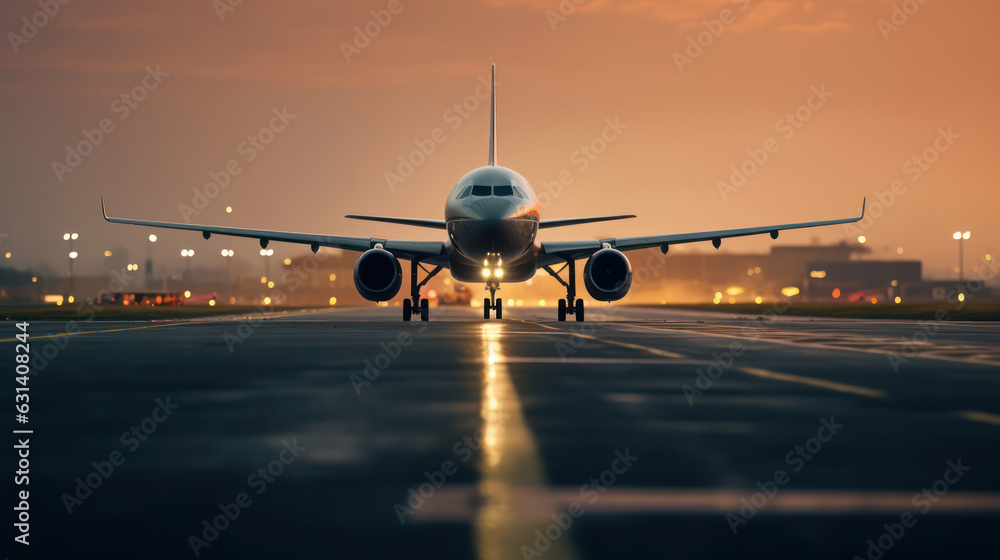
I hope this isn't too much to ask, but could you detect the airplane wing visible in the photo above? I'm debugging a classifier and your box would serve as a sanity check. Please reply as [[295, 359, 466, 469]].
[[344, 215, 447, 229], [102, 198, 448, 264], [538, 198, 865, 266], [540, 215, 636, 229]]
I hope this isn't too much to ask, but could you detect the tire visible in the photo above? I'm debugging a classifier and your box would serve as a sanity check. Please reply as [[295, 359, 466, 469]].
[[575, 299, 585, 321], [420, 298, 429, 322], [484, 298, 491, 320], [557, 299, 567, 322], [403, 298, 412, 321], [495, 298, 502, 319]]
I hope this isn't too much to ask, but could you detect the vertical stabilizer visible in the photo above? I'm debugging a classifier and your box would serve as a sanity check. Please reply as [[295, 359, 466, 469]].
[[489, 64, 497, 166]]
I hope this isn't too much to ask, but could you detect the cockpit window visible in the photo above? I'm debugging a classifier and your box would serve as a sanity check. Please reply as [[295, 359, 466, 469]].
[[457, 185, 473, 199], [472, 185, 492, 196], [512, 186, 527, 198], [493, 185, 513, 197]]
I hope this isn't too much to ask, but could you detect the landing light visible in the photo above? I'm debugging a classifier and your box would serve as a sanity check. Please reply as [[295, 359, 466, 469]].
[[482, 268, 491, 278], [494, 269, 504, 278]]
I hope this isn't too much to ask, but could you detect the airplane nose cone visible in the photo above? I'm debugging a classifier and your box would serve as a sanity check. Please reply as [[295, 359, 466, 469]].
[[468, 198, 517, 220]]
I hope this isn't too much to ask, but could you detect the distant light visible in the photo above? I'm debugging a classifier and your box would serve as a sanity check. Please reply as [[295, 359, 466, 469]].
[[713, 298, 721, 305], [226, 206, 233, 214], [857, 235, 867, 244], [259, 249, 273, 257], [958, 293, 966, 302], [69, 251, 78, 259], [781, 286, 800, 298], [44, 294, 63, 303], [181, 249, 194, 257], [714, 292, 723, 299], [31, 277, 37, 283], [283, 258, 292, 266], [755, 296, 763, 304], [832, 288, 841, 299], [267, 281, 275, 288], [728, 297, 736, 304], [209, 299, 216, 307], [661, 299, 667, 305], [754, 267, 761, 274], [747, 268, 754, 276], [894, 296, 901, 304], [871, 297, 878, 304], [104, 250, 112, 257], [329, 273, 337, 282], [4, 252, 10, 259], [896, 247, 903, 255], [538, 299, 546, 307], [507, 298, 514, 306], [726, 287, 744, 296], [428, 289, 437, 299], [56, 301, 63, 306], [953, 231, 962, 240], [516, 299, 523, 306], [229, 297, 236, 305], [987, 254, 993, 262], [149, 234, 158, 243], [891, 280, 898, 287], [71, 233, 78, 240], [260, 276, 268, 284], [63, 233, 70, 241], [329, 297, 337, 306], [809, 270, 827, 279], [67, 295, 75, 303], [184, 290, 192, 298], [263, 296, 272, 305]]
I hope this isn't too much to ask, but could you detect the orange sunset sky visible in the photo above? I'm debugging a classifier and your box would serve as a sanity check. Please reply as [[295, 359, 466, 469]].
[[1, 0, 997, 279]]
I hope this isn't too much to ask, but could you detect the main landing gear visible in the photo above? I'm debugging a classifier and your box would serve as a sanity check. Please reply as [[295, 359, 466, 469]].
[[404, 260, 441, 322], [542, 260, 585, 322]]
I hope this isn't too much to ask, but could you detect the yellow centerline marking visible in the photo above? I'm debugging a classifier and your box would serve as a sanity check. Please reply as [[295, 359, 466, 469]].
[[0, 307, 331, 343], [739, 367, 887, 399], [955, 410, 1000, 426], [511, 318, 686, 359], [0, 321, 200, 343], [627, 322, 1000, 367]]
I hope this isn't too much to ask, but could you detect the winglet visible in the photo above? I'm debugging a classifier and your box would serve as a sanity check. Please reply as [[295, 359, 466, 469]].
[[101, 196, 110, 222], [859, 197, 866, 220], [488, 63, 497, 166]]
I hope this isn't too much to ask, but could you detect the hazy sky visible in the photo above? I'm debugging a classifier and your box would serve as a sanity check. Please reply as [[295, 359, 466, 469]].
[[1, 0, 997, 279]]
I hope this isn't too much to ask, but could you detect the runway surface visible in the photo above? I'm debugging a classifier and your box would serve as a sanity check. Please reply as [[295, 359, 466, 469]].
[[7, 305, 1000, 559]]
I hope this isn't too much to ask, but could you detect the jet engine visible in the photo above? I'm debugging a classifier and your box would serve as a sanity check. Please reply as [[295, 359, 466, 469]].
[[353, 248, 402, 302], [583, 248, 632, 301]]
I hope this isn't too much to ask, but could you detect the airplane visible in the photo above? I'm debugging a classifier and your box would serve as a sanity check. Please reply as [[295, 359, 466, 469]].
[[103, 64, 865, 322]]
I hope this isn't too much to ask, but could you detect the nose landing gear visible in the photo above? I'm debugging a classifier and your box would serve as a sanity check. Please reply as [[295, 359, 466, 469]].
[[483, 252, 503, 320]]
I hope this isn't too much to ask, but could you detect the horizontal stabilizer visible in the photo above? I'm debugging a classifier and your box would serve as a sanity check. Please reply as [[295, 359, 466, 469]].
[[345, 215, 447, 230], [539, 215, 637, 229]]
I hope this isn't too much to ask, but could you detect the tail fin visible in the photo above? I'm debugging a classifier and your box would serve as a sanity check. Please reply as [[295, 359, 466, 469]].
[[489, 63, 497, 166]]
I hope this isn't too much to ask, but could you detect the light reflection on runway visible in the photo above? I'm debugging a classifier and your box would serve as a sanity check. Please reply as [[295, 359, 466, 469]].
[[474, 323, 579, 560]]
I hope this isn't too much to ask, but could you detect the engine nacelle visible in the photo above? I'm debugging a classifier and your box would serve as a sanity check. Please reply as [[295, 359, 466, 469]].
[[583, 248, 632, 302], [353, 249, 402, 302]]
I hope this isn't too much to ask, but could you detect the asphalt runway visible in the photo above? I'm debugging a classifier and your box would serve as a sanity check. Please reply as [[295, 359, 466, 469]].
[[7, 305, 1000, 559]]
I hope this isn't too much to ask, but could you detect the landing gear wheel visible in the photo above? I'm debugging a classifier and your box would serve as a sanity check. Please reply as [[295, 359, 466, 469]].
[[558, 299, 567, 322], [403, 298, 412, 321], [420, 298, 429, 322], [484, 298, 492, 320], [494, 298, 502, 319], [575, 299, 585, 322]]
